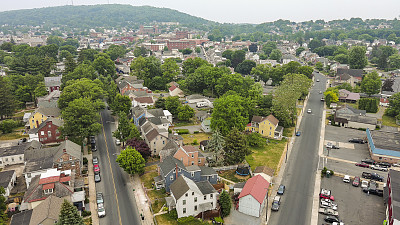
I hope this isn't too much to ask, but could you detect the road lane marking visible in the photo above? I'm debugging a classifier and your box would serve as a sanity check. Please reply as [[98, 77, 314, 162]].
[[100, 113, 122, 225]]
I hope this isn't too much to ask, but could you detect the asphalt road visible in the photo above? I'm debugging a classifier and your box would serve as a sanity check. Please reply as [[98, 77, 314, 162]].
[[94, 109, 141, 225], [269, 72, 326, 225]]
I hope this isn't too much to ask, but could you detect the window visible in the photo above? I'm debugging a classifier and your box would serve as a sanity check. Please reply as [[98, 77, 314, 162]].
[[44, 188, 53, 194], [191, 161, 194, 165], [191, 172, 194, 177], [185, 193, 188, 197], [269, 132, 271, 136], [163, 141, 165, 145], [194, 197, 197, 202], [19, 156, 22, 161], [170, 176, 173, 181], [379, 157, 383, 160], [178, 168, 181, 172], [32, 120, 34, 123], [60, 158, 63, 162], [11, 158, 14, 162], [270, 127, 272, 130], [5, 158, 8, 162], [204, 195, 206, 200], [194, 205, 198, 211], [41, 131, 45, 136], [210, 194, 213, 199], [49, 124, 51, 128], [69, 156, 72, 161], [191, 154, 194, 158], [183, 200, 186, 205], [27, 173, 31, 178], [198, 159, 201, 164], [192, 192, 194, 196], [183, 208, 186, 214], [48, 131, 52, 137], [181, 158, 183, 161]]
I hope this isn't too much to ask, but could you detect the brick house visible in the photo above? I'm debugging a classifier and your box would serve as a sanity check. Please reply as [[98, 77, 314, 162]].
[[29, 118, 63, 144], [173, 145, 206, 167]]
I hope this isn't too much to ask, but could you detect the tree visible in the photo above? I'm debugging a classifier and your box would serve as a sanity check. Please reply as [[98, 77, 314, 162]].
[[336, 83, 353, 92], [231, 50, 246, 68], [358, 98, 379, 113], [211, 93, 249, 135], [58, 78, 105, 110], [62, 63, 97, 86], [389, 54, 400, 69], [133, 46, 148, 57], [386, 92, 400, 120], [207, 129, 225, 166], [92, 53, 116, 77], [382, 79, 394, 92], [308, 39, 325, 51], [315, 62, 324, 71], [324, 90, 339, 107], [0, 119, 19, 134], [219, 190, 232, 218], [60, 98, 103, 143], [0, 187, 7, 224], [116, 146, 145, 175], [57, 199, 84, 225], [110, 94, 131, 115], [223, 127, 250, 165], [262, 42, 277, 55], [165, 96, 181, 115], [376, 46, 397, 69], [113, 112, 140, 147], [59, 45, 77, 56], [182, 57, 209, 75], [47, 35, 64, 46], [222, 50, 233, 60], [77, 48, 98, 63], [348, 46, 368, 69], [0, 42, 14, 52], [177, 105, 195, 121], [154, 98, 166, 109], [361, 71, 382, 96], [126, 138, 151, 159], [269, 49, 282, 62], [195, 47, 201, 53], [161, 58, 180, 82], [0, 77, 16, 119], [246, 132, 265, 147], [105, 44, 126, 61], [234, 60, 256, 75], [296, 47, 305, 56], [181, 48, 193, 55], [251, 64, 270, 83], [248, 43, 258, 53], [334, 54, 349, 64]]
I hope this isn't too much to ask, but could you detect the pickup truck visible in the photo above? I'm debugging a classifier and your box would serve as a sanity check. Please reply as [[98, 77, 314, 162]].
[[318, 208, 339, 216]]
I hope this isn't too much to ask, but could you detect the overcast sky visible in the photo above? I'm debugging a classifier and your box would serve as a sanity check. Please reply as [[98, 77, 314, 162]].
[[2, 0, 400, 24]]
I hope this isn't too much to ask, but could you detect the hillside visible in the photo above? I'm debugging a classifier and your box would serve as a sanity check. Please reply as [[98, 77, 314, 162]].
[[0, 4, 215, 28]]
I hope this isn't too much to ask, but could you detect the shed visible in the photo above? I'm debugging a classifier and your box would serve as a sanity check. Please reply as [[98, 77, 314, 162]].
[[238, 175, 269, 217]]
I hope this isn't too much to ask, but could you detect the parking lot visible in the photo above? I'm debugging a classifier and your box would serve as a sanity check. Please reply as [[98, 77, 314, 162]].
[[318, 176, 385, 225]]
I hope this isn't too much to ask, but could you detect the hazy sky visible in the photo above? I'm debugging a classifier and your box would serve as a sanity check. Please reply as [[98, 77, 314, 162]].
[[2, 0, 400, 24]]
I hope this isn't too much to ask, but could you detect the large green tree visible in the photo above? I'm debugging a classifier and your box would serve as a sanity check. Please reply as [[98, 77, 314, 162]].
[[165, 96, 181, 115], [386, 92, 400, 120], [251, 64, 271, 84], [207, 129, 225, 166], [57, 199, 84, 225], [223, 127, 250, 165], [177, 105, 195, 121], [161, 58, 180, 82], [92, 53, 116, 77], [231, 50, 246, 68], [105, 44, 126, 61], [182, 57, 210, 75], [361, 71, 382, 96], [58, 78, 105, 109], [60, 97, 103, 143], [113, 112, 140, 147], [116, 146, 145, 175], [269, 49, 282, 62], [220, 190, 232, 218], [348, 46, 368, 69], [110, 94, 131, 115], [0, 77, 17, 119], [235, 60, 256, 75]]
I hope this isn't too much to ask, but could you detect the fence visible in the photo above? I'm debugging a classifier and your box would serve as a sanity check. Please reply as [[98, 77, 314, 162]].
[[212, 165, 238, 172]]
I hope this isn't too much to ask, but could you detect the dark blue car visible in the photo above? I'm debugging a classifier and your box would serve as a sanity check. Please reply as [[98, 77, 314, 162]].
[[277, 184, 285, 195], [296, 131, 301, 136]]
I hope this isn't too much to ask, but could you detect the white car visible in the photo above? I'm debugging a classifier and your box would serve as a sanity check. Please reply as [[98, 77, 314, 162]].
[[333, 222, 345, 225], [371, 165, 388, 171], [115, 139, 121, 145], [307, 109, 312, 113], [97, 203, 106, 218], [343, 175, 350, 183], [361, 180, 369, 188]]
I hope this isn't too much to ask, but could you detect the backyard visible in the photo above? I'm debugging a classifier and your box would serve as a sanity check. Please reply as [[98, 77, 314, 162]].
[[382, 115, 399, 127], [140, 164, 168, 213], [181, 133, 210, 145], [0, 126, 28, 141]]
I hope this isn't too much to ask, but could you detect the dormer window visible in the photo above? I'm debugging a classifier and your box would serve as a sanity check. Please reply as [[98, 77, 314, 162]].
[[44, 188, 53, 194]]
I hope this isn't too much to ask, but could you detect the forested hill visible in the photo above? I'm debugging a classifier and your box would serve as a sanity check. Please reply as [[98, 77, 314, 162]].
[[0, 4, 215, 28]]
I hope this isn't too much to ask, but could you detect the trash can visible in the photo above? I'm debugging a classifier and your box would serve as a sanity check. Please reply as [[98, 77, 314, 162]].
[[326, 171, 331, 178]]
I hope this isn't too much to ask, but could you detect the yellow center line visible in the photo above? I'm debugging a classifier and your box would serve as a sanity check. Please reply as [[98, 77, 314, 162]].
[[100, 112, 122, 225]]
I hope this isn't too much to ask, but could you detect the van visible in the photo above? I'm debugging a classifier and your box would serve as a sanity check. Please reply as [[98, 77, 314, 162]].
[[343, 175, 350, 183], [196, 102, 208, 108]]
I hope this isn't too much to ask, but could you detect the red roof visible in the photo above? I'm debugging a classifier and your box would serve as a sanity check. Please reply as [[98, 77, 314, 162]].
[[39, 176, 59, 184], [238, 175, 269, 204], [42, 183, 55, 190], [169, 85, 177, 91], [134, 97, 154, 104], [60, 176, 71, 183], [381, 98, 389, 103]]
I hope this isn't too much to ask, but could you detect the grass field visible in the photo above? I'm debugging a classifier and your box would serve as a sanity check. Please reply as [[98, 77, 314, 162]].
[[382, 115, 399, 127], [0, 126, 28, 141], [245, 139, 287, 175], [181, 133, 210, 145], [219, 170, 249, 183]]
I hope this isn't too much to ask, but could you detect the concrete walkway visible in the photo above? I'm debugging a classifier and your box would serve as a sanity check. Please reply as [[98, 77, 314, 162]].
[[132, 174, 154, 225], [85, 151, 100, 225]]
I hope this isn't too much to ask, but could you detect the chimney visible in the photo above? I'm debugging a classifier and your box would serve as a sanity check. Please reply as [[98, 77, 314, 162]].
[[175, 163, 179, 180]]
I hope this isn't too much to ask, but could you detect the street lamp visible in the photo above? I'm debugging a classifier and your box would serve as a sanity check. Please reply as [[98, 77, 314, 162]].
[[265, 186, 269, 222]]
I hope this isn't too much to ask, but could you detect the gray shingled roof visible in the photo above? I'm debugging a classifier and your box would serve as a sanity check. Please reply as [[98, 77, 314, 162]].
[[24, 147, 58, 162], [186, 165, 201, 172], [23, 176, 73, 203], [0, 142, 38, 157], [24, 157, 54, 173], [147, 108, 165, 118], [44, 76, 61, 87], [148, 117, 163, 125], [199, 166, 217, 176], [29, 195, 64, 225], [10, 209, 33, 225], [37, 107, 61, 117], [0, 170, 15, 189], [132, 106, 146, 119], [142, 122, 155, 135], [53, 140, 81, 163], [159, 156, 186, 176], [145, 129, 159, 142], [196, 181, 216, 195], [169, 176, 190, 200], [36, 118, 63, 131]]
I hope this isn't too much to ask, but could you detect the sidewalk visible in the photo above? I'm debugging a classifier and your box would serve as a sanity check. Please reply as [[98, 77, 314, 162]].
[[132, 174, 154, 225], [85, 147, 100, 225]]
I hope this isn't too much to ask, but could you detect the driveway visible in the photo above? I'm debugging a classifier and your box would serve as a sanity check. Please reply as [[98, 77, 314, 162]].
[[173, 125, 202, 134], [224, 207, 262, 225]]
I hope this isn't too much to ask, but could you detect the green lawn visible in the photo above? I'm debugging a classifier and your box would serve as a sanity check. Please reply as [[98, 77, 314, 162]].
[[245, 139, 287, 174], [219, 170, 249, 183], [382, 115, 399, 127], [151, 198, 166, 213], [0, 127, 28, 141], [155, 213, 211, 225], [181, 133, 210, 145], [141, 166, 158, 189], [173, 120, 199, 127]]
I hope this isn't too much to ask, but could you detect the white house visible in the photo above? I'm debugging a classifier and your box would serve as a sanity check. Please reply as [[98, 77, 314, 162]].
[[169, 175, 218, 218], [169, 85, 184, 98], [0, 170, 16, 197], [238, 175, 269, 217], [186, 94, 208, 104], [0, 141, 41, 167], [132, 96, 154, 108], [201, 119, 211, 133]]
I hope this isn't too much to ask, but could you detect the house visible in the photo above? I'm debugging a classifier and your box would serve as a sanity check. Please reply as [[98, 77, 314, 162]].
[[131, 106, 146, 126], [253, 166, 274, 183], [124, 90, 150, 101], [37, 90, 61, 108], [233, 182, 246, 195], [21, 169, 74, 210], [159, 139, 180, 162], [186, 94, 208, 104], [24, 157, 54, 188], [154, 156, 218, 192], [238, 175, 270, 217], [245, 115, 283, 139], [133, 96, 154, 108], [173, 145, 206, 167], [201, 118, 212, 133], [338, 89, 360, 103], [10, 195, 66, 225], [28, 118, 63, 144], [24, 139, 83, 176], [146, 108, 173, 123], [0, 141, 41, 167], [28, 106, 61, 129], [334, 106, 378, 130], [147, 117, 171, 130], [169, 85, 184, 97], [380, 98, 390, 107], [196, 111, 210, 122], [335, 68, 363, 88], [118, 80, 148, 95], [168, 176, 218, 218], [44, 76, 61, 93], [0, 170, 16, 197], [144, 128, 169, 156]]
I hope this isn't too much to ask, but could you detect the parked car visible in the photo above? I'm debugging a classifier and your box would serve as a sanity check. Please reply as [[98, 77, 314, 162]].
[[320, 199, 337, 210], [377, 162, 391, 168], [370, 173, 384, 182], [318, 208, 339, 216], [115, 139, 121, 145], [363, 187, 383, 197], [96, 192, 104, 204], [332, 222, 345, 225], [371, 165, 388, 172], [319, 91, 322, 94], [361, 159, 376, 165], [91, 145, 97, 152], [321, 97, 325, 101], [324, 216, 339, 223], [97, 204, 106, 217], [94, 174, 101, 183], [90, 136, 96, 144], [320, 193, 335, 201], [362, 172, 372, 179], [92, 156, 99, 165], [343, 175, 350, 183], [277, 185, 285, 195], [316, 79, 320, 82], [271, 196, 281, 211], [355, 163, 370, 168], [307, 109, 312, 113], [352, 176, 360, 187], [361, 180, 369, 188], [326, 142, 333, 148], [94, 164, 100, 174], [296, 131, 301, 136], [349, 138, 366, 144]]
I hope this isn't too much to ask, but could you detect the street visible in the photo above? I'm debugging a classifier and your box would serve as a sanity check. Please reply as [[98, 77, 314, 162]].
[[94, 109, 141, 225], [268, 72, 327, 225]]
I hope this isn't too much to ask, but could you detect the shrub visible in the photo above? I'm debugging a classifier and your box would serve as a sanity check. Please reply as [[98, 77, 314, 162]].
[[82, 210, 91, 217], [177, 216, 196, 224], [192, 139, 198, 145], [83, 157, 88, 165], [193, 131, 199, 134], [246, 133, 265, 147], [358, 98, 379, 113], [176, 129, 189, 134], [0, 119, 19, 134], [167, 209, 178, 220]]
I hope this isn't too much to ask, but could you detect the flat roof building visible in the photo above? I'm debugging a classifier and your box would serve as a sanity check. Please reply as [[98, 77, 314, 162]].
[[366, 129, 400, 163]]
